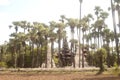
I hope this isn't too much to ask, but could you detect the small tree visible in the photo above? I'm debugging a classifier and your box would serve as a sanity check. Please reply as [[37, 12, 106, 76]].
[[96, 48, 107, 71]]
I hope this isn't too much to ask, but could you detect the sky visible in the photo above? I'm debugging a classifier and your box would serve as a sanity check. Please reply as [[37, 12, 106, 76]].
[[0, 0, 112, 44]]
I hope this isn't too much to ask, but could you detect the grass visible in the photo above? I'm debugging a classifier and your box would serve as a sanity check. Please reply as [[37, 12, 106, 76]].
[[0, 67, 120, 76]]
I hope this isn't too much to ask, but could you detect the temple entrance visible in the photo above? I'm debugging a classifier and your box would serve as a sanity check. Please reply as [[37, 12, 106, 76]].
[[59, 37, 75, 67]]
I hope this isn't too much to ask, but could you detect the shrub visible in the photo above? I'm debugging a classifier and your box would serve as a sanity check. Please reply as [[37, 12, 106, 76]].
[[96, 48, 107, 71], [0, 62, 7, 68]]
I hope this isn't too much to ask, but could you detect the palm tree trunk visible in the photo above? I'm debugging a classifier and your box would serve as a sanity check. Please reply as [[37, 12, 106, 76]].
[[78, 0, 82, 68], [22, 51, 25, 68], [118, 8, 120, 34], [107, 42, 110, 67], [36, 44, 40, 67], [45, 36, 48, 68], [78, 28, 81, 68], [111, 0, 120, 66], [98, 29, 100, 49], [51, 41, 54, 68], [82, 31, 85, 68], [58, 30, 61, 67], [0, 47, 3, 62], [40, 44, 43, 67], [112, 41, 114, 53], [71, 30, 75, 68], [31, 43, 34, 68], [14, 47, 17, 68]]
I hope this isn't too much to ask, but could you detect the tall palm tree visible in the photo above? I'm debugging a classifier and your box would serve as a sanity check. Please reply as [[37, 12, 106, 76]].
[[100, 11, 109, 47], [9, 21, 20, 68], [94, 6, 103, 48], [8, 38, 16, 67], [91, 24, 98, 51], [59, 15, 66, 23], [67, 18, 79, 68], [78, 0, 83, 68], [9, 33, 18, 68], [15, 32, 26, 67], [111, 0, 119, 66], [0, 42, 8, 63], [81, 16, 89, 68], [103, 28, 111, 67], [115, 1, 120, 65], [34, 22, 44, 67], [94, 6, 103, 20], [69, 39, 78, 68], [67, 18, 78, 53], [109, 31, 115, 53], [49, 21, 57, 68], [19, 21, 28, 68], [56, 22, 65, 67], [28, 25, 37, 68], [114, 0, 120, 33], [42, 23, 49, 68], [86, 14, 94, 47]]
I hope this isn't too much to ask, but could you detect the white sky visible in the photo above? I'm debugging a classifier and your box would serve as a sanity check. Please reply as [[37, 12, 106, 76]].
[[0, 0, 113, 44]]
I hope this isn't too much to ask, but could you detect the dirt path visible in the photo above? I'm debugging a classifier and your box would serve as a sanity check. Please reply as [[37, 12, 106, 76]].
[[0, 72, 120, 80]]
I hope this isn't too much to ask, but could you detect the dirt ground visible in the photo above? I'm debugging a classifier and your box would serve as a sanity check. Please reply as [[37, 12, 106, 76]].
[[0, 72, 120, 80]]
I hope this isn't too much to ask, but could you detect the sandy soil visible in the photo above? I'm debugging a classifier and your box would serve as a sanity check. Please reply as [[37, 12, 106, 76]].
[[0, 72, 120, 80]]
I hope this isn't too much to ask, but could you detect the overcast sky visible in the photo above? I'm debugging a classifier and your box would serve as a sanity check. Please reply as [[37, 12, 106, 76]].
[[0, 0, 112, 44]]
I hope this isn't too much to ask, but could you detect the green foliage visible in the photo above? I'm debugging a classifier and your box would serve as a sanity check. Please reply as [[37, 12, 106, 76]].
[[24, 49, 32, 67], [53, 56, 59, 67], [111, 66, 120, 75], [0, 62, 7, 68], [86, 51, 94, 66], [114, 62, 118, 70], [110, 52, 117, 67], [96, 48, 107, 71]]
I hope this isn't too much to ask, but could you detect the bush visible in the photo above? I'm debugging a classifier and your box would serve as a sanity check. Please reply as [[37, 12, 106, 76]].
[[0, 62, 7, 68], [96, 48, 107, 71]]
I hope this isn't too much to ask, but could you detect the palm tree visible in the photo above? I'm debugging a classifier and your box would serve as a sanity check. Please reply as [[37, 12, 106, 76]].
[[86, 14, 94, 47], [9, 33, 18, 68], [67, 18, 78, 53], [115, 1, 120, 65], [69, 39, 78, 68], [66, 18, 79, 68], [34, 22, 44, 67], [49, 21, 57, 68], [9, 21, 20, 68], [18, 21, 28, 68], [42, 23, 49, 68], [49, 33, 56, 68], [114, 0, 120, 33], [8, 38, 16, 67], [0, 42, 8, 63], [91, 24, 98, 51], [109, 31, 115, 53], [111, 0, 119, 66], [100, 11, 109, 47], [28, 25, 36, 68], [103, 28, 111, 67], [81, 17, 89, 68], [59, 15, 66, 23], [16, 32, 26, 67], [94, 6, 103, 48], [94, 19, 104, 48], [78, 0, 83, 68], [56, 22, 65, 67], [33, 22, 47, 67], [94, 6, 103, 20]]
